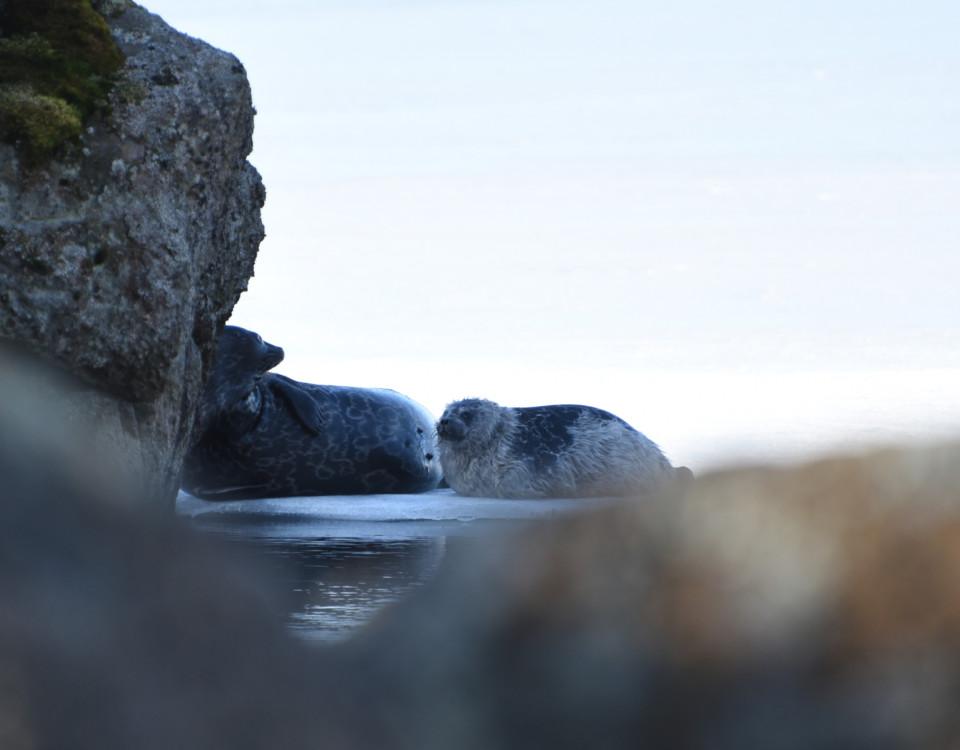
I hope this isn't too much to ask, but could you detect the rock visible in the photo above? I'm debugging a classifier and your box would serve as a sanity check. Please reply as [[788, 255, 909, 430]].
[[0, 345, 342, 750], [339, 441, 960, 749], [93, 0, 135, 16], [0, 2, 264, 501]]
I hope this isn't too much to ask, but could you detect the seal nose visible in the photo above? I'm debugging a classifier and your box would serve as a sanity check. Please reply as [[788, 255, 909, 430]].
[[437, 417, 464, 442], [262, 343, 284, 370]]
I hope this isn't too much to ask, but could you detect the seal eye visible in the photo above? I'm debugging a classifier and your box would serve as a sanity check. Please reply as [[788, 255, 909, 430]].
[[460, 410, 474, 424]]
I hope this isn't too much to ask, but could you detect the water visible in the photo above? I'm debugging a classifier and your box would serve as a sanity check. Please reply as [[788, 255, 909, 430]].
[[178, 491, 594, 642], [190, 524, 450, 642]]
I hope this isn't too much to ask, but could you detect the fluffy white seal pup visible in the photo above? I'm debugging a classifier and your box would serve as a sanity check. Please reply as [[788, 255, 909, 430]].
[[436, 398, 688, 499]]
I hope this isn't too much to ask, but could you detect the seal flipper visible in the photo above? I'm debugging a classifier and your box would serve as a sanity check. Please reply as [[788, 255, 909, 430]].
[[267, 374, 324, 436]]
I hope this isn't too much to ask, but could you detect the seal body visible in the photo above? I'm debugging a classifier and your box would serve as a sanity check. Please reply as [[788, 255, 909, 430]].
[[182, 326, 442, 499], [436, 398, 678, 499]]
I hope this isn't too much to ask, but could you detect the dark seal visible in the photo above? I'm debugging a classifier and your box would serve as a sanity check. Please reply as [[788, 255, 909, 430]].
[[182, 326, 442, 499], [437, 398, 688, 499]]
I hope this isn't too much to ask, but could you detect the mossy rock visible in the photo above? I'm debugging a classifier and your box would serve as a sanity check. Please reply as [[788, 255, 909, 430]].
[[0, 0, 124, 161], [0, 85, 82, 155], [92, 0, 135, 18]]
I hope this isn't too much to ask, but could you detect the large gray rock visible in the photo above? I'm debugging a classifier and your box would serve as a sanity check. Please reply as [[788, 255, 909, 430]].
[[0, 2, 264, 501]]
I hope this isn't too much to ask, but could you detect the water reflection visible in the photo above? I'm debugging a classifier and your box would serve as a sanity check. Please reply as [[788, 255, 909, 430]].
[[179, 492, 589, 642], [277, 537, 444, 642], [187, 518, 488, 643]]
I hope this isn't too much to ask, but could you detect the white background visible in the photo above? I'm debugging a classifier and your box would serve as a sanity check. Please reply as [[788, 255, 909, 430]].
[[144, 0, 959, 469]]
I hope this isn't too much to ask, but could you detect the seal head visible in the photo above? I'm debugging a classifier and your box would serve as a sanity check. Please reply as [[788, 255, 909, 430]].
[[437, 398, 502, 446], [199, 325, 284, 434]]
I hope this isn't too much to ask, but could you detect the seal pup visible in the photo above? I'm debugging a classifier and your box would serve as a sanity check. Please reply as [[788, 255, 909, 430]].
[[182, 326, 442, 499], [436, 398, 685, 499]]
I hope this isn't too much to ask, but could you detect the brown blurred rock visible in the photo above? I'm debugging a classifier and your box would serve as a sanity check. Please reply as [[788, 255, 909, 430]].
[[341, 441, 960, 749], [0, 2, 263, 502]]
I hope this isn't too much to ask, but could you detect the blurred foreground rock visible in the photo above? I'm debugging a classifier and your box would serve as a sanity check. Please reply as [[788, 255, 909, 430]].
[[0, 1, 264, 502], [3, 346, 960, 748], [346, 440, 960, 749], [0, 347, 345, 750]]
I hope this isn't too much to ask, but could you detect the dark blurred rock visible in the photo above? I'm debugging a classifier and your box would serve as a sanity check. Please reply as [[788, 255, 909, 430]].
[[0, 346, 357, 750], [0, 2, 263, 502]]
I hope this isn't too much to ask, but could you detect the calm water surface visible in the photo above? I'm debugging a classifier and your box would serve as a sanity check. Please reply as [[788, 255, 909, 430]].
[[190, 523, 451, 642], [181, 495, 583, 642]]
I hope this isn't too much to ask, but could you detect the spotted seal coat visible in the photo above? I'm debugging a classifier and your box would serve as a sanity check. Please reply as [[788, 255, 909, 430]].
[[182, 326, 442, 499], [436, 398, 687, 499]]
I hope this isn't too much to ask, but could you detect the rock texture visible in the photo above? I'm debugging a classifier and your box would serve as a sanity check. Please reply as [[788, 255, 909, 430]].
[[0, 1, 263, 501]]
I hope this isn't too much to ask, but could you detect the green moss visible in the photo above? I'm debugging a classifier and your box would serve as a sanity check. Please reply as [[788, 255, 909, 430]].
[[0, 0, 124, 161], [0, 85, 82, 156]]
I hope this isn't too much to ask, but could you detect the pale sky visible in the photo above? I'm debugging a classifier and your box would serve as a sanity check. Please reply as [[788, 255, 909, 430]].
[[142, 0, 959, 468]]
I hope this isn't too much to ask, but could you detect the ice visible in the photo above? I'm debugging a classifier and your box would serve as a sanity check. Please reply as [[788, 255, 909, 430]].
[[176, 488, 596, 522]]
